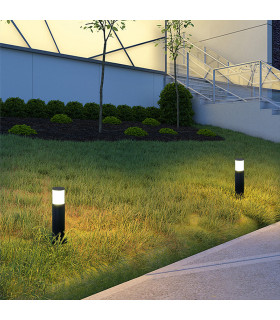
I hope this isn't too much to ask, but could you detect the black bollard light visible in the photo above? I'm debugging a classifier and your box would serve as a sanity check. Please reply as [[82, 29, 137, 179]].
[[235, 159, 244, 195], [52, 187, 66, 243]]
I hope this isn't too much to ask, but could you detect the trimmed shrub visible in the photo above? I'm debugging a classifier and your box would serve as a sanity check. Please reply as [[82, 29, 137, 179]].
[[124, 127, 148, 137], [25, 99, 48, 118], [84, 102, 99, 120], [142, 118, 160, 126], [117, 104, 134, 121], [159, 128, 178, 135], [146, 106, 161, 121], [197, 128, 216, 137], [132, 106, 148, 122], [103, 104, 117, 118], [8, 124, 37, 135], [65, 101, 85, 119], [0, 98, 3, 116], [51, 114, 73, 123], [2, 97, 26, 117], [158, 83, 194, 126], [102, 116, 122, 125], [46, 100, 65, 117]]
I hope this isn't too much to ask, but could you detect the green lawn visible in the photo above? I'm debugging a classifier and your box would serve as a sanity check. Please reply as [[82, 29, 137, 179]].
[[0, 124, 279, 300]]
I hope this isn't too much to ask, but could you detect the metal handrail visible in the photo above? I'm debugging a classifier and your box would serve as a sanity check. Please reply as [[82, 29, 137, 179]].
[[213, 60, 264, 87], [214, 60, 280, 88], [186, 51, 234, 84], [182, 37, 231, 68], [214, 60, 263, 71], [173, 51, 247, 102]]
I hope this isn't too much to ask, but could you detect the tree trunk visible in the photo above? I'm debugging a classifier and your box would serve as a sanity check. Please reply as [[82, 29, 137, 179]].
[[99, 38, 107, 134], [174, 57, 179, 128]]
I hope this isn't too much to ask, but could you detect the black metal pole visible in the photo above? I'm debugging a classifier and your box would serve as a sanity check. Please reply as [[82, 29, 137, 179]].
[[235, 170, 244, 195], [235, 159, 244, 196], [52, 187, 66, 243]]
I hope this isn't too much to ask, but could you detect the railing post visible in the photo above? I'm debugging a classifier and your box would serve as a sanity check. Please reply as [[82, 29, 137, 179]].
[[227, 62, 229, 97], [259, 60, 262, 100], [186, 52, 189, 87], [213, 69, 216, 103]]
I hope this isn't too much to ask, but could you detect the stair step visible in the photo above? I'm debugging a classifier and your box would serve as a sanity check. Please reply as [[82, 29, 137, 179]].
[[272, 109, 280, 115]]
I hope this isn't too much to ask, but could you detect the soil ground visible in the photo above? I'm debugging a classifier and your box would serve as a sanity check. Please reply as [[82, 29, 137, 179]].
[[0, 117, 225, 142]]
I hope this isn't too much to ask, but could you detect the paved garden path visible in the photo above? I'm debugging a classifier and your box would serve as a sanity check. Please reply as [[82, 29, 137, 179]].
[[84, 222, 280, 300]]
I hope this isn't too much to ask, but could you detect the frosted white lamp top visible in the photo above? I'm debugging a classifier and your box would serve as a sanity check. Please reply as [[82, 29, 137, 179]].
[[52, 187, 65, 205], [235, 159, 244, 172]]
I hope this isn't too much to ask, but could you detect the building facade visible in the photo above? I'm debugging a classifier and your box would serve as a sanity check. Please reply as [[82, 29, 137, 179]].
[[0, 20, 276, 106]]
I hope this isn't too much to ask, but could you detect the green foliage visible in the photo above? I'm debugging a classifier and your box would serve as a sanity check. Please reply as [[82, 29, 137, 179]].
[[81, 20, 126, 35], [146, 106, 161, 121], [103, 104, 117, 118], [117, 104, 134, 121], [132, 106, 148, 122], [158, 83, 194, 126], [156, 20, 194, 61], [197, 129, 216, 137], [65, 101, 85, 119], [46, 100, 65, 118], [2, 97, 26, 117], [159, 128, 178, 135], [142, 118, 161, 126], [25, 99, 48, 118], [102, 116, 122, 125], [83, 103, 99, 120], [124, 127, 148, 136], [8, 124, 37, 135], [50, 114, 73, 123]]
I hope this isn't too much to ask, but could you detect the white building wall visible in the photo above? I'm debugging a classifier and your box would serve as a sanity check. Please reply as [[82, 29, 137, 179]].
[[191, 20, 271, 64], [192, 99, 280, 143]]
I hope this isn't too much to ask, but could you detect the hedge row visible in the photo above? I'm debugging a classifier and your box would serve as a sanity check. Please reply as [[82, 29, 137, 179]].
[[0, 84, 194, 126], [0, 98, 161, 122]]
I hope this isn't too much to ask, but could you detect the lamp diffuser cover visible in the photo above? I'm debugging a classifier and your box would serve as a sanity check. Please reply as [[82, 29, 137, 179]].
[[52, 187, 65, 205], [235, 159, 244, 172]]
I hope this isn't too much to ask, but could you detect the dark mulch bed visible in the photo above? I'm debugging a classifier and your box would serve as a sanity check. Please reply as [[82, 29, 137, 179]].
[[0, 117, 225, 142]]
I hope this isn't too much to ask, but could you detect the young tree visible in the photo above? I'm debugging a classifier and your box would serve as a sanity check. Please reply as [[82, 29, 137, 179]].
[[82, 20, 126, 133], [157, 20, 193, 128]]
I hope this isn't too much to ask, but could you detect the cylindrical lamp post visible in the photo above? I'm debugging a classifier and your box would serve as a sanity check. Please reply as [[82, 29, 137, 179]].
[[52, 187, 66, 243], [235, 159, 244, 195]]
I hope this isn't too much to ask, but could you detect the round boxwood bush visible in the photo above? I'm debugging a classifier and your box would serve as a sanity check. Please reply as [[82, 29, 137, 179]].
[[47, 100, 65, 117], [197, 128, 216, 137], [103, 103, 117, 118], [117, 104, 134, 121], [124, 127, 148, 137], [8, 124, 37, 135], [142, 118, 160, 126], [158, 83, 194, 126], [102, 116, 122, 125], [132, 106, 148, 122], [25, 99, 48, 118], [159, 128, 178, 135], [84, 102, 99, 120], [65, 101, 85, 119], [51, 114, 73, 123], [2, 97, 26, 117], [146, 106, 161, 121]]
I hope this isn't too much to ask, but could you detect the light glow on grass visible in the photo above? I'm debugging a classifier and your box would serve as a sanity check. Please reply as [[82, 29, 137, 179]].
[[0, 124, 279, 299]]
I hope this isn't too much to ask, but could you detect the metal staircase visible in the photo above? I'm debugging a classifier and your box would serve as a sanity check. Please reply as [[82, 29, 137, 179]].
[[166, 37, 280, 116]]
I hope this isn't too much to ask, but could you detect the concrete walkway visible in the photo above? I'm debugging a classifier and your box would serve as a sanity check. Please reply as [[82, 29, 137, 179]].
[[84, 222, 280, 300]]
